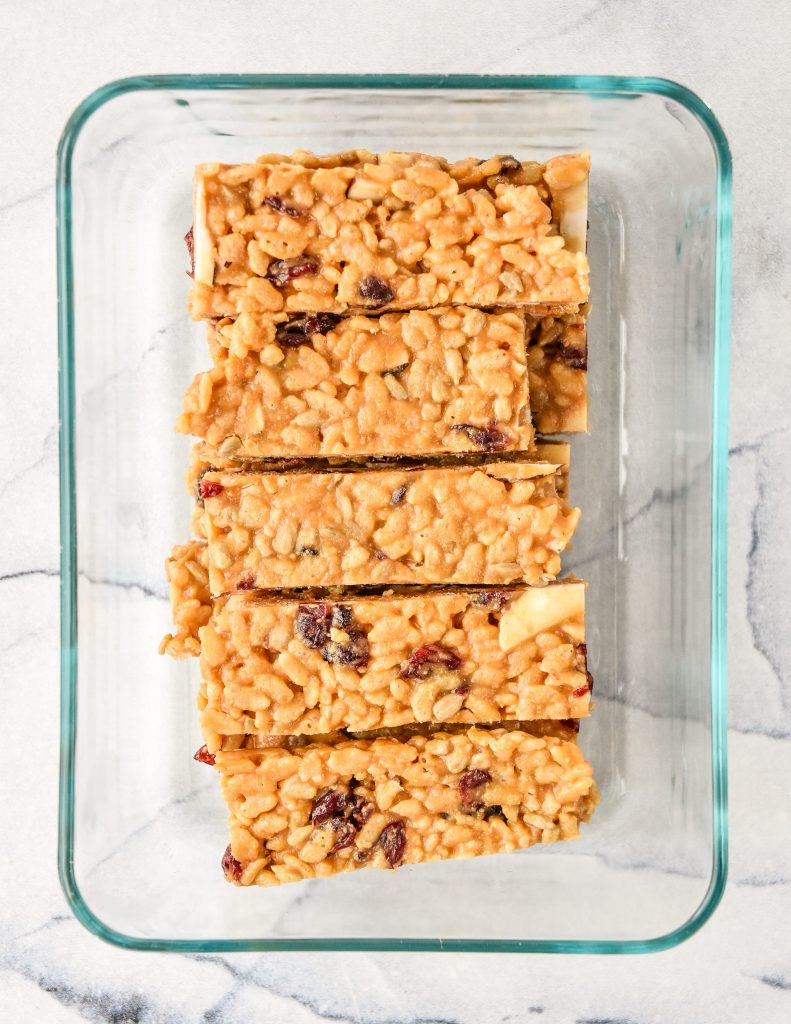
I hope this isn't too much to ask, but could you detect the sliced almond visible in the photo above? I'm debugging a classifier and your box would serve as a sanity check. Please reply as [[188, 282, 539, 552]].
[[499, 582, 585, 652]]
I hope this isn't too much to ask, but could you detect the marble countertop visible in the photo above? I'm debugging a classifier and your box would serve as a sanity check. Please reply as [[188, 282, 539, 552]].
[[2, 0, 790, 1021]]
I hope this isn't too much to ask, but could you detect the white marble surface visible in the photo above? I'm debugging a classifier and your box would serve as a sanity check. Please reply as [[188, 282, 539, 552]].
[[1, 0, 790, 1020]]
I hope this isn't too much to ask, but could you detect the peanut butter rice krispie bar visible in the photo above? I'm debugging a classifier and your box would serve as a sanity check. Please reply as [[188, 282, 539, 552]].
[[196, 583, 589, 747], [199, 461, 580, 593], [216, 726, 598, 886], [188, 150, 589, 319], [526, 305, 588, 434], [177, 306, 534, 459]]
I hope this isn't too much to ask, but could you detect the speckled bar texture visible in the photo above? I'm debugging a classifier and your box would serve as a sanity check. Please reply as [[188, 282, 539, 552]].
[[195, 583, 589, 746], [199, 460, 580, 592], [188, 150, 589, 318], [216, 726, 598, 886]]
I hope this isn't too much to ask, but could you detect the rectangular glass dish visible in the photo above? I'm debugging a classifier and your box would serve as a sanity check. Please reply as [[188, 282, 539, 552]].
[[57, 75, 730, 954]]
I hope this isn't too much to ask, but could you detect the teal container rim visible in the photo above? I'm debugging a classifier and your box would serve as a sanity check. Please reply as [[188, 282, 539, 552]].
[[57, 73, 730, 955]]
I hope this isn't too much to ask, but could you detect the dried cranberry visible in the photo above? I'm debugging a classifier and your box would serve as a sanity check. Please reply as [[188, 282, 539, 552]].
[[561, 345, 588, 371], [399, 643, 462, 679], [193, 745, 215, 766], [450, 423, 509, 451], [295, 603, 332, 649], [576, 642, 588, 660], [332, 605, 353, 629], [276, 330, 312, 348], [264, 195, 304, 218], [454, 683, 470, 696], [358, 275, 393, 307], [379, 820, 406, 867], [321, 628, 369, 668], [483, 804, 506, 821], [471, 590, 509, 610], [221, 845, 243, 882], [310, 788, 348, 825], [572, 684, 591, 699], [184, 226, 195, 278], [349, 792, 375, 828], [391, 485, 407, 506], [195, 465, 217, 504], [237, 576, 255, 591], [330, 819, 358, 853], [267, 257, 320, 286], [275, 313, 340, 347], [459, 768, 492, 807], [199, 479, 224, 500]]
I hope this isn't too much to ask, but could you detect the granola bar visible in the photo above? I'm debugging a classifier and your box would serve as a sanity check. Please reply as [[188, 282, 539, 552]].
[[216, 726, 598, 886], [526, 305, 588, 434], [197, 582, 589, 746], [177, 307, 533, 459], [199, 461, 580, 593], [189, 150, 589, 319]]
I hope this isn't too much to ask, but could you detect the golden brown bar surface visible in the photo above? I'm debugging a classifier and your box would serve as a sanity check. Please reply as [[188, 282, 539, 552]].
[[189, 150, 589, 318], [217, 726, 598, 886], [178, 307, 533, 459], [200, 461, 580, 593], [197, 583, 589, 746]]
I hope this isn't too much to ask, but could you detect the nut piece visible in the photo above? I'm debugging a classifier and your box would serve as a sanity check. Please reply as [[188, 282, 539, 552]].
[[499, 583, 585, 652]]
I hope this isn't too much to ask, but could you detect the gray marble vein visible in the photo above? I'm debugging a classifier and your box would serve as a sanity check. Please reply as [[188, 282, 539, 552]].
[[1, 0, 791, 1022]]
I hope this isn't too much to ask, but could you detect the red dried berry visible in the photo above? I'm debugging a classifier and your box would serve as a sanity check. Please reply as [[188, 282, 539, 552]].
[[267, 257, 320, 286], [572, 684, 591, 699], [332, 605, 353, 629], [237, 576, 255, 591], [199, 479, 224, 500], [275, 313, 340, 347], [330, 819, 358, 853], [450, 423, 509, 451], [561, 345, 588, 371], [264, 195, 304, 218], [471, 590, 509, 610], [184, 226, 195, 278], [459, 768, 492, 807], [295, 603, 332, 649], [454, 683, 471, 696], [310, 788, 348, 825], [321, 628, 369, 668], [193, 745, 215, 766], [358, 275, 393, 307], [379, 820, 406, 867], [399, 643, 462, 679], [349, 792, 375, 828], [221, 845, 243, 883]]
